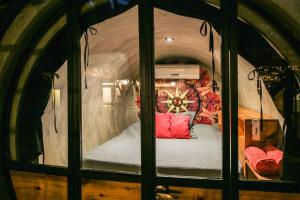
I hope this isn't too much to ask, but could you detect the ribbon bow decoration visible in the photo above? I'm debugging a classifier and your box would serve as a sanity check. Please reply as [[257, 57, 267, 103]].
[[200, 21, 216, 92], [248, 69, 264, 132], [84, 26, 98, 89], [43, 72, 60, 133]]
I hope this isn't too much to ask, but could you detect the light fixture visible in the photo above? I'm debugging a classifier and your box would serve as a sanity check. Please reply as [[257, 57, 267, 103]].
[[103, 82, 114, 86], [115, 80, 131, 95], [115, 80, 130, 85], [165, 37, 174, 42], [121, 80, 129, 85], [170, 81, 176, 87], [51, 89, 61, 109]]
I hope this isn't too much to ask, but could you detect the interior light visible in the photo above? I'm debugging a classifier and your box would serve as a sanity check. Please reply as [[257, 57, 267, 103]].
[[122, 80, 129, 85], [103, 82, 114, 86], [115, 80, 130, 85], [170, 81, 176, 86], [165, 37, 174, 42], [51, 89, 61, 109]]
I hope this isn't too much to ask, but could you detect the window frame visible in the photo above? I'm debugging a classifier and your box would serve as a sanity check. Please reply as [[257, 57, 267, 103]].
[[2, 0, 300, 200]]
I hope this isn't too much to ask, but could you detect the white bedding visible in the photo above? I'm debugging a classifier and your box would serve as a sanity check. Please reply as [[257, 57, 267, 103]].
[[83, 122, 222, 178]]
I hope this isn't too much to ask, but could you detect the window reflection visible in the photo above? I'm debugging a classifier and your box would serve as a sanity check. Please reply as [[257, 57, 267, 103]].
[[236, 2, 300, 181], [155, 66, 222, 178], [154, 7, 223, 179], [81, 6, 141, 174]]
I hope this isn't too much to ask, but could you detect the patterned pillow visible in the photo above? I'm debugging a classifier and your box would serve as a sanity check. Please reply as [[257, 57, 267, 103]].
[[169, 114, 191, 139]]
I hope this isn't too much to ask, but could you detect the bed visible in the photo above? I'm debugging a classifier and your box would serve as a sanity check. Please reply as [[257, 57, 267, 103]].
[[83, 122, 222, 178]]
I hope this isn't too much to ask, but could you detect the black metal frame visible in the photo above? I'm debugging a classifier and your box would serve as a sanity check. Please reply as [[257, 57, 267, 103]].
[[138, 0, 156, 199], [1, 0, 300, 200], [220, 0, 232, 199], [66, 1, 82, 200], [228, 0, 239, 199]]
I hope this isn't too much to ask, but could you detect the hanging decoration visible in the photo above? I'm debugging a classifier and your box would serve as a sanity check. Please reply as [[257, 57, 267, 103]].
[[154, 69, 221, 125], [248, 69, 264, 132], [51, 73, 60, 133], [84, 26, 98, 89], [42, 72, 60, 133], [200, 20, 217, 92], [160, 84, 195, 113]]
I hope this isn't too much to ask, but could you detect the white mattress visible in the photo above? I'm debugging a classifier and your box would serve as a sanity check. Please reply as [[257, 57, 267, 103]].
[[83, 122, 222, 178]]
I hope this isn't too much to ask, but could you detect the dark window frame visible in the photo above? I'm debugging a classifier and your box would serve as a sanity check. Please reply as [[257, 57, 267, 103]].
[[2, 0, 300, 200]]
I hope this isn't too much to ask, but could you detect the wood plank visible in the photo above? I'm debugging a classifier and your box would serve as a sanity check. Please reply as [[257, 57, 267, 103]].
[[9, 171, 300, 200], [244, 120, 281, 148], [81, 179, 222, 200], [238, 107, 273, 121], [240, 190, 300, 200], [166, 187, 222, 200], [10, 170, 67, 200], [81, 179, 141, 200]]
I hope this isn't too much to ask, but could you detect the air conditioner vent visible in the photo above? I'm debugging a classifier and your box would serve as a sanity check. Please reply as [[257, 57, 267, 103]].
[[155, 64, 200, 79]]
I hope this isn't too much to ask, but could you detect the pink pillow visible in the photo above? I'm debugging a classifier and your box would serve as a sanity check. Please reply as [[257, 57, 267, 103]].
[[155, 113, 171, 138], [170, 114, 191, 139], [244, 146, 278, 174]]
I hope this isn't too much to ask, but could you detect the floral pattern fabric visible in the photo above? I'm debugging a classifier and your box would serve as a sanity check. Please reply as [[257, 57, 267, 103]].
[[135, 67, 222, 125]]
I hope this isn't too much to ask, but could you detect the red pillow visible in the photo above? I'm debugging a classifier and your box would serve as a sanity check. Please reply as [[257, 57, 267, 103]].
[[170, 114, 191, 139], [155, 113, 171, 138]]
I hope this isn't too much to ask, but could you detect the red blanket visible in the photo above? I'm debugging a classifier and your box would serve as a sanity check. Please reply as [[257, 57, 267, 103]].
[[244, 146, 283, 175]]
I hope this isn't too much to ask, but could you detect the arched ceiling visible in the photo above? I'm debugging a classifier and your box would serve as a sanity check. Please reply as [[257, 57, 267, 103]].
[[84, 6, 284, 128], [86, 6, 221, 80]]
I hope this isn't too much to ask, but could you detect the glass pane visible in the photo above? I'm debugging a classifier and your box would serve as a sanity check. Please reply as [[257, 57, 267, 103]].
[[154, 4, 222, 178], [82, 179, 140, 200], [9, 21, 68, 167], [240, 191, 300, 200], [237, 2, 300, 181], [10, 171, 67, 200], [81, 4, 140, 174], [41, 62, 68, 166], [155, 186, 222, 200]]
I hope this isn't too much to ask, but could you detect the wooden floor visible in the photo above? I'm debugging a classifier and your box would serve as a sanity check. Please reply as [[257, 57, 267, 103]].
[[10, 171, 300, 200]]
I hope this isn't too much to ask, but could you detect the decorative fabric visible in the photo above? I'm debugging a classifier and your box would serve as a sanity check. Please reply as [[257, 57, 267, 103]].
[[155, 113, 172, 138], [177, 111, 196, 126], [194, 90, 221, 125], [158, 85, 195, 113], [263, 145, 283, 167], [156, 79, 199, 113], [135, 67, 222, 125], [155, 68, 221, 125], [244, 146, 282, 175], [169, 114, 191, 139]]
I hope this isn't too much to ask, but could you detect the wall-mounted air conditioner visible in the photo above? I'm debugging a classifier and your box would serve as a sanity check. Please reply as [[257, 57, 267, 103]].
[[155, 64, 200, 79]]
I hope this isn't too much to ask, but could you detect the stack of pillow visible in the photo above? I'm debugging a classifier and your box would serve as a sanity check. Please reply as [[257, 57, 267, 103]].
[[155, 112, 195, 139], [244, 145, 283, 175]]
